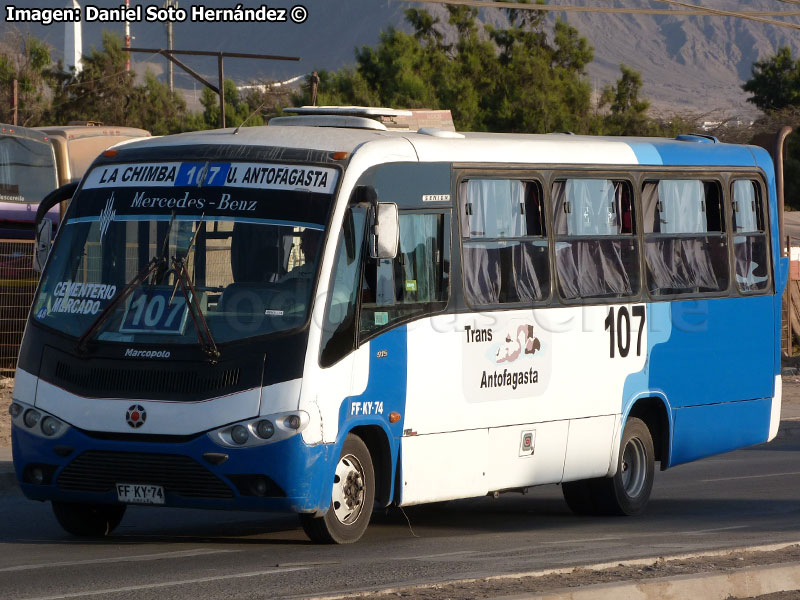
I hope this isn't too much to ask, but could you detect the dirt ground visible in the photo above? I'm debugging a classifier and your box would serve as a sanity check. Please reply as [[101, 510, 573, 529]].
[[0, 377, 13, 447]]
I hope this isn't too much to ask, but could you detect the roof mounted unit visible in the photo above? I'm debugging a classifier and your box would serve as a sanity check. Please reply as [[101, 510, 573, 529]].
[[272, 106, 456, 132], [676, 133, 719, 144], [269, 115, 389, 130]]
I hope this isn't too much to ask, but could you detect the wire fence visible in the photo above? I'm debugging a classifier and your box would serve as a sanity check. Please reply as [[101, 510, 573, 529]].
[[0, 240, 37, 374]]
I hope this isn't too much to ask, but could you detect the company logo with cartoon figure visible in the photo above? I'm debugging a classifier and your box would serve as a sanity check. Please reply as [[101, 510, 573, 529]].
[[463, 319, 550, 402]]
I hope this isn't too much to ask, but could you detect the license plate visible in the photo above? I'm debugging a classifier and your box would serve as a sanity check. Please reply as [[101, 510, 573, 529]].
[[116, 483, 165, 505]]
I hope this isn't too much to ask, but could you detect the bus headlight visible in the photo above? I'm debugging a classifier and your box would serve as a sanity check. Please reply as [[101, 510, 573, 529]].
[[231, 425, 249, 445], [11, 402, 70, 440], [255, 420, 274, 439], [209, 411, 309, 448], [40, 417, 61, 437], [23, 409, 41, 429]]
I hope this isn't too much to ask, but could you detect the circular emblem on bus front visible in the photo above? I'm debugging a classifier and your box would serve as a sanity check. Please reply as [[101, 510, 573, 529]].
[[126, 405, 146, 429]]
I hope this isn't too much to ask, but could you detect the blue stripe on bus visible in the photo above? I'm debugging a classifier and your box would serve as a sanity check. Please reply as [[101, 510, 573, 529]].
[[626, 142, 663, 166], [333, 325, 408, 507], [669, 398, 772, 466], [628, 139, 760, 167]]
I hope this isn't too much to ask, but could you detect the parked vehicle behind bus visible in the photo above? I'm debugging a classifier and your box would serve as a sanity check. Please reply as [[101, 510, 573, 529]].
[[0, 124, 150, 372], [11, 107, 787, 543], [0, 125, 59, 239]]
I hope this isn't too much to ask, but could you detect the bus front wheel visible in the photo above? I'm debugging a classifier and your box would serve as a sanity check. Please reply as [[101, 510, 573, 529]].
[[52, 501, 126, 536], [300, 434, 375, 544], [562, 417, 655, 516]]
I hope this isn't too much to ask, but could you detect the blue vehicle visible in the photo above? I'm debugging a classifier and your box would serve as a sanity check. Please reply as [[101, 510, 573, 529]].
[[10, 108, 788, 543]]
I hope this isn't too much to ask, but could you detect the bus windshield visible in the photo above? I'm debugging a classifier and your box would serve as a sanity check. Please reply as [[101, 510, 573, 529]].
[[31, 160, 336, 345], [0, 131, 57, 221]]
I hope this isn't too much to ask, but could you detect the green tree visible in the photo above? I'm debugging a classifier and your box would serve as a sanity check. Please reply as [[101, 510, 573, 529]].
[[198, 79, 266, 129], [294, 3, 600, 135], [48, 31, 136, 125], [600, 64, 653, 135], [0, 32, 51, 125], [127, 72, 191, 135], [743, 46, 800, 113], [47, 32, 192, 134]]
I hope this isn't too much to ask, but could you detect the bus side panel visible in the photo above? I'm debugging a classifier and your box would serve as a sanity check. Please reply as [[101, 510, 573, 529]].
[[649, 297, 774, 409], [669, 398, 771, 466]]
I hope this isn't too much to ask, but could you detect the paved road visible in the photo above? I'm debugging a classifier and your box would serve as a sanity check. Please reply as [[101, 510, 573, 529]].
[[1, 416, 799, 600]]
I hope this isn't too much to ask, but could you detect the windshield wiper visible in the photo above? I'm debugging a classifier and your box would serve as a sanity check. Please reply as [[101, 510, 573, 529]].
[[170, 253, 220, 360], [76, 212, 177, 354], [167, 217, 220, 360], [76, 256, 164, 354]]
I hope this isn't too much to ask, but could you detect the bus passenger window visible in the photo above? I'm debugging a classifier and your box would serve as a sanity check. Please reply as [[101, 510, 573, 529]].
[[460, 179, 549, 306], [642, 179, 729, 296], [551, 178, 639, 300], [732, 180, 769, 293], [359, 212, 449, 337]]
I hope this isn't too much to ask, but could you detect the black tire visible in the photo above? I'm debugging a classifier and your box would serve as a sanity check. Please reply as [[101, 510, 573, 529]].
[[562, 417, 655, 516], [52, 502, 126, 537], [561, 479, 597, 515], [300, 434, 375, 544]]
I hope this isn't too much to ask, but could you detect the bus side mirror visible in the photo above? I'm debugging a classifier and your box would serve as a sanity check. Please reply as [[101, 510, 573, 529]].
[[369, 202, 399, 260], [34, 218, 52, 273], [33, 181, 77, 273]]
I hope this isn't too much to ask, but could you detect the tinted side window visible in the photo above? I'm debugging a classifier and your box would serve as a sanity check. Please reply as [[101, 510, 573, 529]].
[[642, 179, 728, 296], [732, 180, 770, 293], [459, 179, 549, 306], [320, 207, 366, 367], [551, 178, 639, 300], [359, 212, 449, 338]]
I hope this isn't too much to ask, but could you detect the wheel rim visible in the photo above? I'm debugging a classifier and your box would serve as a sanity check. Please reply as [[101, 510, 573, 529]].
[[331, 453, 366, 525], [620, 436, 647, 499]]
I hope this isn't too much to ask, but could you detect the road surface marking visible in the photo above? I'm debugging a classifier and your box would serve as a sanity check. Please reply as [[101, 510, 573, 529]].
[[0, 548, 240, 573], [679, 525, 749, 535], [21, 566, 308, 600], [703, 471, 800, 483], [406, 550, 479, 560], [542, 536, 622, 545]]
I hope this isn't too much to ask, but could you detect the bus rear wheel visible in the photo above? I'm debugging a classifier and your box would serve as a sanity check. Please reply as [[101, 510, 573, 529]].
[[562, 417, 655, 516], [52, 501, 126, 536], [300, 434, 375, 544]]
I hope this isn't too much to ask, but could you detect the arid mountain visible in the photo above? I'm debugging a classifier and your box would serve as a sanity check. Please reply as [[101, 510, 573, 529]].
[[3, 0, 800, 120]]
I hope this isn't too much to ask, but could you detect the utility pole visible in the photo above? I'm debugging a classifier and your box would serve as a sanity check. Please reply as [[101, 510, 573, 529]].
[[163, 0, 178, 92]]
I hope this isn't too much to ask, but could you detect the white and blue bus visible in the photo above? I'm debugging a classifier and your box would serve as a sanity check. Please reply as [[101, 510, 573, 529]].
[[10, 108, 786, 543]]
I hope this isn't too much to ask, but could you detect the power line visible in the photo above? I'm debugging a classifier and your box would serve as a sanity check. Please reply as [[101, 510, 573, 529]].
[[401, 0, 800, 22], [653, 0, 800, 30]]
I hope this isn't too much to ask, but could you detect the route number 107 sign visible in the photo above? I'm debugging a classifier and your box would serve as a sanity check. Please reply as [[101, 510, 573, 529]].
[[120, 288, 189, 335]]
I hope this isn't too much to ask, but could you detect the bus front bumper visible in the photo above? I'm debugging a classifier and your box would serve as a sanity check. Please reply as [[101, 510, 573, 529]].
[[11, 425, 335, 514]]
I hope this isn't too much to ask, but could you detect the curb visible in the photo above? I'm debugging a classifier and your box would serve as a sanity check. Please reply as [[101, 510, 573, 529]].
[[489, 561, 800, 600], [307, 542, 800, 600]]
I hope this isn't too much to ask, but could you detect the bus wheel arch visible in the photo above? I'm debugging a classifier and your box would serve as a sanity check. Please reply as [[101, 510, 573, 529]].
[[348, 424, 393, 507], [301, 433, 376, 544], [626, 396, 671, 471]]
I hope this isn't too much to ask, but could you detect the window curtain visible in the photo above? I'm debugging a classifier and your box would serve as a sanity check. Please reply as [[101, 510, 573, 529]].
[[460, 179, 526, 238]]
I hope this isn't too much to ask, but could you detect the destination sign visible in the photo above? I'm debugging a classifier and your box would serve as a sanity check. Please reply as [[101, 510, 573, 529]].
[[82, 161, 339, 194]]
